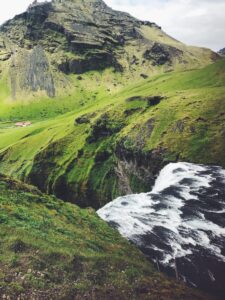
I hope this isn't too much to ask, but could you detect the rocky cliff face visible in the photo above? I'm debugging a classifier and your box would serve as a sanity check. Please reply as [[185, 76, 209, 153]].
[[219, 47, 225, 56], [0, 0, 219, 99], [10, 45, 55, 99]]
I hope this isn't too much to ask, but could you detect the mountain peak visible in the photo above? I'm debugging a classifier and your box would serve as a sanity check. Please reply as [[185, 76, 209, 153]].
[[0, 0, 218, 99]]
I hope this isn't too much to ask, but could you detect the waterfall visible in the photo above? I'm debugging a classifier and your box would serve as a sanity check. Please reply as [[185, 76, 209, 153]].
[[97, 162, 225, 298]]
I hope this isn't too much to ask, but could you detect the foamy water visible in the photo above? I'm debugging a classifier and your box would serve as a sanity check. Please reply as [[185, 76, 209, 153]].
[[97, 162, 225, 297]]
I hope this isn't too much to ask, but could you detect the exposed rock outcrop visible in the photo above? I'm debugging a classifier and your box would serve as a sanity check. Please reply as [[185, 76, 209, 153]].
[[218, 48, 225, 57], [115, 140, 166, 192], [9, 46, 55, 99], [0, 0, 218, 99], [87, 113, 125, 143], [58, 52, 122, 74], [144, 43, 183, 66], [23, 46, 55, 97]]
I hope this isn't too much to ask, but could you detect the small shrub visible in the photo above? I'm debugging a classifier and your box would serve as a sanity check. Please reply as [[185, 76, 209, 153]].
[[0, 212, 9, 224], [10, 239, 28, 253]]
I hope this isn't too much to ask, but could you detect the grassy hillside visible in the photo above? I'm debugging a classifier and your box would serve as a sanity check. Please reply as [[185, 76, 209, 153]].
[[0, 2, 223, 299], [0, 59, 224, 207], [0, 174, 212, 300]]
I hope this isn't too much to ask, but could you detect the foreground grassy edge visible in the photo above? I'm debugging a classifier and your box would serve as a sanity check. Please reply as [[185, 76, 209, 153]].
[[0, 174, 212, 300]]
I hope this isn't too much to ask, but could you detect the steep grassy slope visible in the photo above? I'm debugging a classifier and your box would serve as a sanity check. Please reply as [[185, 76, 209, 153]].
[[0, 174, 212, 300], [0, 2, 223, 299], [0, 59, 224, 208]]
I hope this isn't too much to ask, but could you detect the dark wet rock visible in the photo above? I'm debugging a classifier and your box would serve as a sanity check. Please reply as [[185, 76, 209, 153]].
[[147, 96, 164, 106], [95, 150, 111, 163], [140, 73, 148, 79], [144, 43, 183, 66], [27, 140, 63, 194], [87, 113, 124, 143], [58, 52, 122, 75], [75, 112, 97, 125], [126, 95, 164, 106], [108, 221, 120, 229], [115, 141, 166, 193], [75, 116, 90, 125], [144, 43, 171, 66], [126, 96, 143, 102]]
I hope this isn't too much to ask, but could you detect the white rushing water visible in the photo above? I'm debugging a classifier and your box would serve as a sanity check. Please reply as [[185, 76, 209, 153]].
[[97, 162, 225, 295]]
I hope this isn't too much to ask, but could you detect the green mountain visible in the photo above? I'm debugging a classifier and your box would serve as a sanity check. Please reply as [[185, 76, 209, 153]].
[[0, 0, 218, 101], [0, 0, 224, 298], [0, 0, 223, 208]]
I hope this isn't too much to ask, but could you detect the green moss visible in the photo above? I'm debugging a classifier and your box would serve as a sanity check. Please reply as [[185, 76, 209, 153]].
[[0, 175, 208, 299], [0, 59, 224, 208], [129, 174, 149, 193]]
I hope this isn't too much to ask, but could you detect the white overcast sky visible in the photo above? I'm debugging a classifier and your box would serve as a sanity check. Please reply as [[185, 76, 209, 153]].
[[0, 0, 224, 51]]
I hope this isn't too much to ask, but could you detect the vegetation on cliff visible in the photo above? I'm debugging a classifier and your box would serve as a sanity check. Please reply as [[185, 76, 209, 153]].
[[0, 1, 224, 299], [0, 174, 212, 299], [0, 58, 224, 208]]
